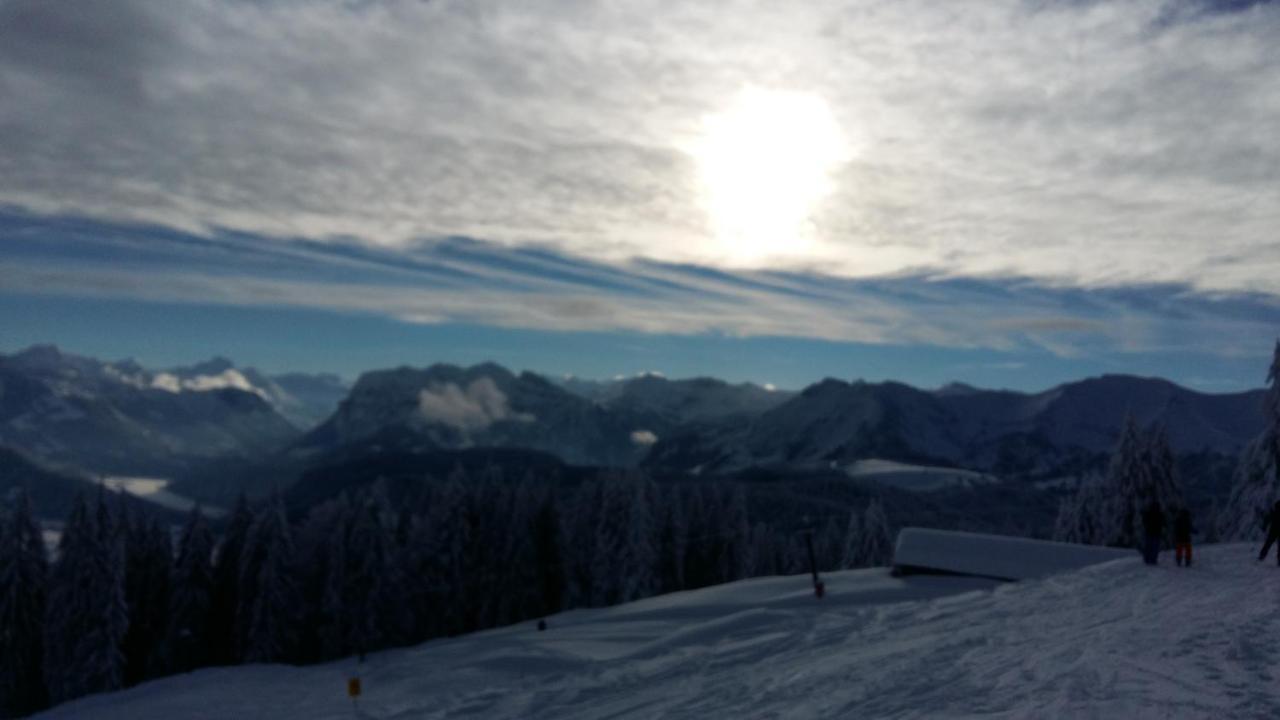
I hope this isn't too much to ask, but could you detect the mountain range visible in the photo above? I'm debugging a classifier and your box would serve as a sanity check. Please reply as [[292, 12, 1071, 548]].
[[643, 375, 1264, 477], [0, 345, 345, 478], [0, 344, 1265, 510]]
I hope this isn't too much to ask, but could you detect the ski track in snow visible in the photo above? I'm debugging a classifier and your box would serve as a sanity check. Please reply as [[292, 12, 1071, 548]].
[[37, 544, 1280, 719]]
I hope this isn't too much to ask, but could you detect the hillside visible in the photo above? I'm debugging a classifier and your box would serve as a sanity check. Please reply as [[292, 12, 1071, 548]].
[[645, 375, 1264, 477], [0, 346, 300, 477], [37, 543, 1280, 719]]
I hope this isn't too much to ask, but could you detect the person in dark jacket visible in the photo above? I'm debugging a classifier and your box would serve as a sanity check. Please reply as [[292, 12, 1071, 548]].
[[1174, 508, 1194, 568], [1258, 501, 1280, 565], [1141, 501, 1165, 566]]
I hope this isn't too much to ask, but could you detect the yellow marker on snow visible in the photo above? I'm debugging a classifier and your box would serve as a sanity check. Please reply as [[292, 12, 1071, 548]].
[[348, 677, 362, 698]]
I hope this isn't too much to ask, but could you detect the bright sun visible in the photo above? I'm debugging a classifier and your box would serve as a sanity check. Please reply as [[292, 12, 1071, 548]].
[[691, 87, 849, 265]]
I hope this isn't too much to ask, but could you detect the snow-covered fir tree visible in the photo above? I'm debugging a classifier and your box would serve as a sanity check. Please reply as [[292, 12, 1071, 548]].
[[0, 488, 49, 716], [494, 481, 543, 625], [560, 479, 602, 609], [840, 508, 862, 569], [531, 488, 565, 618], [404, 476, 468, 637], [749, 522, 779, 576], [1217, 340, 1280, 540], [1054, 415, 1187, 547], [719, 484, 752, 581], [340, 490, 399, 658], [167, 506, 215, 673], [620, 478, 659, 602], [590, 477, 653, 606], [1052, 472, 1108, 544], [43, 488, 128, 705], [1140, 425, 1185, 547], [121, 501, 172, 686], [651, 486, 685, 594], [239, 492, 297, 663], [1102, 415, 1149, 546], [1063, 416, 1186, 548], [858, 500, 894, 567], [816, 515, 844, 571], [209, 493, 254, 664], [680, 485, 715, 589], [303, 495, 350, 660]]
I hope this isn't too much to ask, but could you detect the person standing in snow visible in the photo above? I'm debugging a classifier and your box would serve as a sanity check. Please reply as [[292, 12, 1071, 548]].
[[1257, 500, 1280, 565], [1141, 501, 1164, 565], [1173, 508, 1194, 568]]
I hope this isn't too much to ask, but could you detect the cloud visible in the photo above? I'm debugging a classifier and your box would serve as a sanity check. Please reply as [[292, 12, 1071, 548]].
[[145, 368, 268, 398], [417, 377, 534, 432], [2, 212, 1279, 361], [0, 0, 1277, 294], [630, 430, 659, 446]]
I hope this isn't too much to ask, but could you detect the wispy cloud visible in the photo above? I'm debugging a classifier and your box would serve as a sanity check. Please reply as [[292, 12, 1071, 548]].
[[418, 377, 534, 431], [1, 0, 1277, 292], [1, 212, 1277, 361]]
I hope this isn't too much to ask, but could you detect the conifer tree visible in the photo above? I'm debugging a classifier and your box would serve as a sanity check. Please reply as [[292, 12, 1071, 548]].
[[406, 476, 468, 637], [840, 508, 863, 569], [858, 499, 894, 567], [1053, 472, 1108, 545], [239, 492, 297, 663], [531, 489, 566, 617], [589, 478, 631, 606], [815, 516, 843, 571], [1218, 340, 1280, 539], [209, 493, 254, 664], [302, 496, 350, 661], [655, 487, 687, 592], [43, 488, 127, 704], [0, 488, 49, 716], [748, 522, 779, 577], [495, 481, 541, 626], [561, 479, 602, 608], [341, 492, 398, 657], [122, 505, 172, 686], [1102, 414, 1148, 548], [167, 507, 215, 673], [618, 478, 658, 603], [719, 484, 751, 581]]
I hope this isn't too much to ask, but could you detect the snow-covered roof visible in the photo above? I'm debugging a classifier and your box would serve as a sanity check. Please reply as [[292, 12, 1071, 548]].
[[892, 527, 1131, 581]]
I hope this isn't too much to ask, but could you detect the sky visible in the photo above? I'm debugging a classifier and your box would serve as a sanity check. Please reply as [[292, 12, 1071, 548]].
[[1, 0, 1278, 392]]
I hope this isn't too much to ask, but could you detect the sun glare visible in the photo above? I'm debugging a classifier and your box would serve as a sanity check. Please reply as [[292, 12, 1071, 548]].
[[692, 87, 849, 265]]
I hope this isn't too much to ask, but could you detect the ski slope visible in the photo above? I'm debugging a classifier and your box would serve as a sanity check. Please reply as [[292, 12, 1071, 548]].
[[37, 544, 1280, 719]]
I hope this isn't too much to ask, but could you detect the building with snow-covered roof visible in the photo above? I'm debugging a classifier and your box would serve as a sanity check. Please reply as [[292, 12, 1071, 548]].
[[892, 527, 1132, 581]]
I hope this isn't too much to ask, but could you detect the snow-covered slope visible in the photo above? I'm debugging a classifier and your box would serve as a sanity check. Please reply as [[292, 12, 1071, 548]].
[[38, 544, 1280, 719], [844, 458, 999, 492]]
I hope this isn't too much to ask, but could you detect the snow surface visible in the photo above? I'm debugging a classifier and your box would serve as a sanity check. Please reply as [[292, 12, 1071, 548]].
[[843, 458, 998, 492], [893, 527, 1131, 581], [36, 543, 1280, 719]]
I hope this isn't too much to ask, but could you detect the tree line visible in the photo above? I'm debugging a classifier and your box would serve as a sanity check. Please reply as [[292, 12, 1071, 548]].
[[1055, 341, 1280, 548], [0, 471, 894, 717]]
